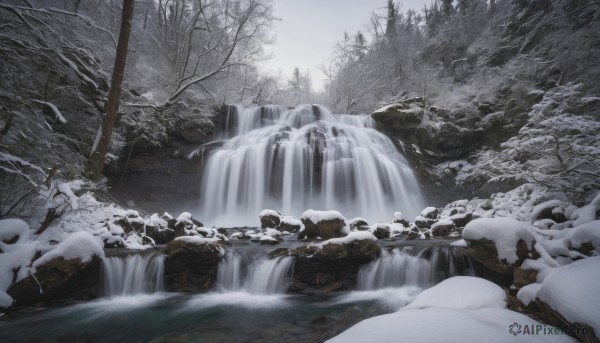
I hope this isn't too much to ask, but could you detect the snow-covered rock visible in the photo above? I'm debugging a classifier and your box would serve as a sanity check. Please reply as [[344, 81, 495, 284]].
[[463, 217, 535, 271], [300, 209, 347, 239], [537, 256, 600, 336], [259, 209, 281, 229]]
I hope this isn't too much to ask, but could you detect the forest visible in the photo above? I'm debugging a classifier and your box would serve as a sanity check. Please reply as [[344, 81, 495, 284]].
[[0, 0, 599, 342]]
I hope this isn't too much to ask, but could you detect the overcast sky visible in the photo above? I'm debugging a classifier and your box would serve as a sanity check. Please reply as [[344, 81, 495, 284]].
[[263, 0, 430, 91]]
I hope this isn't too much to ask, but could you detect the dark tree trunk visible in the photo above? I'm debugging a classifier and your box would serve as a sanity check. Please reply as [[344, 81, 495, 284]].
[[90, 0, 134, 176]]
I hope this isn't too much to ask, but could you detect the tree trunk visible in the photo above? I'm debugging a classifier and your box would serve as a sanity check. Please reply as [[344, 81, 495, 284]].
[[89, 0, 134, 176]]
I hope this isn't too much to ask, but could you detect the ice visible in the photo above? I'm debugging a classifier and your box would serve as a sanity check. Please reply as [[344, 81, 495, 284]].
[[463, 217, 534, 264]]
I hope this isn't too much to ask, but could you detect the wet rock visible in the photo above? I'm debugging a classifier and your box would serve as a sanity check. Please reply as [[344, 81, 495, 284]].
[[8, 256, 102, 307], [286, 239, 380, 294], [163, 239, 223, 292]]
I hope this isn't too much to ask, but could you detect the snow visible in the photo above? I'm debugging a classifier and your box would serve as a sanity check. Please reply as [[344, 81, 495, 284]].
[[176, 212, 193, 225], [393, 212, 403, 221], [450, 239, 468, 247], [404, 276, 506, 310], [174, 235, 219, 245], [280, 216, 302, 226], [30, 99, 67, 124], [537, 256, 600, 335], [530, 200, 565, 221], [259, 209, 280, 218], [0, 242, 37, 308], [301, 209, 346, 223], [327, 308, 575, 343], [317, 231, 377, 247], [463, 217, 535, 264], [431, 219, 453, 229], [562, 220, 600, 251], [260, 235, 278, 243], [517, 283, 541, 306], [32, 231, 105, 269], [0, 218, 30, 242], [420, 207, 437, 217]]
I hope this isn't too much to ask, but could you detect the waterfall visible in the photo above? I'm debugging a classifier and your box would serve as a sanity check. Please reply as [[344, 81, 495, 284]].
[[101, 253, 164, 296], [357, 246, 474, 290], [216, 250, 294, 294], [200, 104, 424, 226]]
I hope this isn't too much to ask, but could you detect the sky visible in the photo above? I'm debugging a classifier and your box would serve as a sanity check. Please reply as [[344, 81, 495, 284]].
[[264, 0, 431, 91]]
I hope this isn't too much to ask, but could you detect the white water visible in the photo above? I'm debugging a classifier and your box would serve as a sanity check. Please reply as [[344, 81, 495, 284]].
[[199, 104, 424, 226], [358, 246, 474, 290], [216, 251, 294, 294], [101, 253, 164, 296]]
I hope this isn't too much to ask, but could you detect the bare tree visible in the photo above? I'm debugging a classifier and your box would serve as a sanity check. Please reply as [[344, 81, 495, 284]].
[[90, 0, 135, 176]]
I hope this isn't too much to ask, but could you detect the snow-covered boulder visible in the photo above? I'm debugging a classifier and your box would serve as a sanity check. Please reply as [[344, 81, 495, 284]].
[[463, 217, 536, 274], [431, 219, 455, 236], [372, 223, 391, 239], [7, 231, 105, 308], [259, 209, 281, 229], [279, 216, 302, 232], [536, 256, 600, 341], [280, 232, 380, 294], [348, 217, 369, 231], [300, 210, 348, 240]]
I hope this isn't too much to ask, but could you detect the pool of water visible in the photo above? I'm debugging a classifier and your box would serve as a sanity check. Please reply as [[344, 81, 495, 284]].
[[0, 287, 423, 343]]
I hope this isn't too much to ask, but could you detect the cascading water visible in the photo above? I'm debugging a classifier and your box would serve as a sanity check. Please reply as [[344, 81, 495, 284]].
[[216, 250, 294, 294], [101, 253, 165, 296], [200, 104, 424, 226], [357, 246, 474, 290]]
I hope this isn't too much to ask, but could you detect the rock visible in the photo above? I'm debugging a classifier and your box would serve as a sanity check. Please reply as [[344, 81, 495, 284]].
[[348, 217, 369, 231], [415, 216, 436, 229], [371, 98, 425, 130], [146, 225, 175, 244], [420, 207, 439, 220], [300, 210, 346, 240], [178, 117, 214, 144], [407, 231, 421, 240], [373, 224, 391, 239], [259, 210, 281, 229], [285, 238, 380, 294], [163, 239, 223, 292], [8, 256, 102, 307], [431, 220, 454, 236], [450, 213, 473, 228], [513, 267, 538, 288], [465, 238, 535, 275]]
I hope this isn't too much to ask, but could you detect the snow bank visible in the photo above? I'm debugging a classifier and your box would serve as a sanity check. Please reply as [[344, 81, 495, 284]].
[[33, 231, 104, 269], [0, 242, 37, 308], [538, 256, 600, 335], [327, 307, 575, 343], [463, 217, 534, 264], [404, 276, 506, 310]]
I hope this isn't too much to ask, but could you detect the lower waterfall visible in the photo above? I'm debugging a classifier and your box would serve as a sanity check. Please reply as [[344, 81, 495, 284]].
[[101, 253, 165, 296]]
